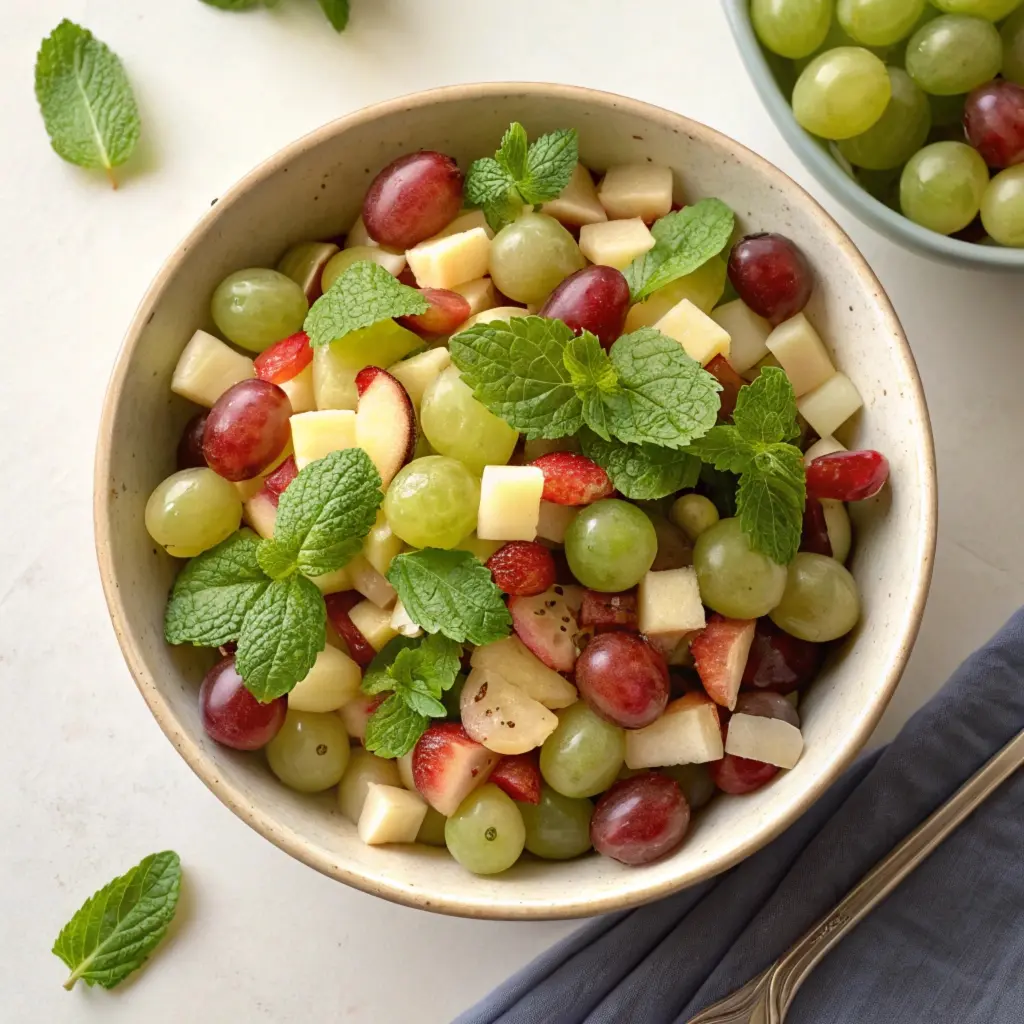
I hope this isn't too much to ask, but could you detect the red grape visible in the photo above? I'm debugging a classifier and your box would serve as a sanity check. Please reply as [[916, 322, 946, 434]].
[[578, 589, 639, 633], [362, 151, 464, 250], [709, 754, 778, 795], [576, 632, 669, 728], [734, 690, 800, 727], [177, 412, 208, 469], [964, 80, 1024, 170], [202, 379, 292, 482], [727, 233, 813, 326], [263, 455, 298, 505], [806, 450, 888, 502], [399, 288, 472, 336], [705, 354, 746, 421], [538, 266, 630, 349], [200, 655, 286, 750], [800, 496, 833, 557], [741, 619, 823, 694], [254, 331, 312, 384], [590, 773, 690, 865]]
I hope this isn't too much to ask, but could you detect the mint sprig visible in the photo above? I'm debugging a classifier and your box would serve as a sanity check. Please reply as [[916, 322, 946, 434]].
[[317, 0, 350, 29], [580, 430, 701, 501]]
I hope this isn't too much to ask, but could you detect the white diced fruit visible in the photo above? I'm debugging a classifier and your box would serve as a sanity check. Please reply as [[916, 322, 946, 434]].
[[725, 714, 804, 769], [460, 306, 524, 330], [597, 164, 673, 222], [171, 330, 254, 408], [279, 364, 316, 413], [638, 568, 706, 649], [347, 553, 396, 609], [243, 491, 277, 539], [348, 599, 399, 651], [363, 510, 404, 576], [387, 348, 451, 410], [287, 645, 363, 713], [477, 466, 544, 541], [430, 209, 495, 241], [345, 214, 378, 249], [797, 373, 864, 438], [470, 636, 578, 709], [406, 227, 491, 289], [338, 749, 401, 824], [451, 277, 499, 316], [390, 599, 423, 638], [460, 669, 559, 755], [625, 694, 724, 768], [357, 784, 428, 845], [765, 313, 836, 397], [309, 564, 353, 595], [290, 410, 357, 469], [579, 218, 655, 270], [711, 300, 772, 374], [542, 163, 608, 227], [803, 435, 847, 465], [655, 299, 731, 366], [536, 501, 578, 545]]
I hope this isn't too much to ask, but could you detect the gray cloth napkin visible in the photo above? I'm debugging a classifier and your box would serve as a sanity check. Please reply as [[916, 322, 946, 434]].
[[456, 608, 1024, 1024]]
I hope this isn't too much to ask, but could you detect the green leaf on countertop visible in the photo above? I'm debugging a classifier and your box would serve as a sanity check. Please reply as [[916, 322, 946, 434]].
[[317, 0, 351, 30]]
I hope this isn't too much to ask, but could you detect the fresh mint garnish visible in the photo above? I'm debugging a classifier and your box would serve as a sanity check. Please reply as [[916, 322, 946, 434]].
[[317, 0, 350, 29], [304, 261, 428, 349], [34, 20, 141, 188], [52, 851, 181, 991], [364, 695, 429, 760], [624, 199, 735, 302], [580, 430, 702, 501]]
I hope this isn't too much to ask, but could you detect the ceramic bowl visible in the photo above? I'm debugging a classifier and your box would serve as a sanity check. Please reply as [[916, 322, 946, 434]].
[[94, 83, 936, 919], [723, 0, 1024, 271]]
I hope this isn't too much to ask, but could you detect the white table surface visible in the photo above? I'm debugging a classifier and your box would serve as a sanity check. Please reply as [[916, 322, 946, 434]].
[[3, 1, 1024, 1020]]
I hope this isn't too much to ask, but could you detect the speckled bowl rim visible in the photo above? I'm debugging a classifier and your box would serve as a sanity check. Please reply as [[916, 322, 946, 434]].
[[94, 82, 937, 920]]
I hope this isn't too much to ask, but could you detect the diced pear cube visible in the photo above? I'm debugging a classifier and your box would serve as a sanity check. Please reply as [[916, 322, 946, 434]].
[[477, 466, 544, 541], [242, 491, 277, 540], [406, 227, 491, 289], [803, 435, 847, 465], [542, 162, 608, 227], [309, 564, 354, 595], [470, 636, 578, 709], [345, 214, 378, 249], [638, 567, 706, 648], [363, 510, 404, 577], [625, 693, 724, 768], [460, 306, 524, 330], [711, 299, 772, 374], [536, 500, 578, 546], [387, 348, 451, 410], [290, 409, 357, 468], [725, 713, 804, 769], [287, 645, 363, 713], [348, 599, 399, 651], [822, 499, 852, 564], [347, 552, 397, 609], [766, 313, 835, 397], [357, 783, 428, 845], [654, 299, 731, 365], [597, 164, 673, 222], [797, 373, 863, 438], [171, 330, 254, 408], [451, 277, 499, 316], [430, 209, 495, 241], [279, 363, 316, 413], [390, 599, 423, 638], [578, 218, 655, 270]]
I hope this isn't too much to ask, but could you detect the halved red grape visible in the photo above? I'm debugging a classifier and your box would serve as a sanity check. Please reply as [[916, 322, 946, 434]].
[[727, 233, 813, 326], [538, 266, 630, 349], [705, 354, 746, 421], [741, 619, 823, 694], [590, 773, 690, 865], [177, 412, 209, 469], [399, 288, 471, 336], [203, 379, 292, 482], [801, 496, 833, 557], [200, 655, 286, 749], [806, 450, 889, 502], [254, 331, 312, 384], [576, 632, 669, 729], [708, 754, 778, 795], [964, 80, 1024, 170]]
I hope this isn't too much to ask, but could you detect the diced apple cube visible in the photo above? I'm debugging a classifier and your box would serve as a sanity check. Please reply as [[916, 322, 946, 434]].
[[337, 749, 402, 823], [397, 750, 416, 791], [654, 299, 731, 366], [797, 372, 863, 438], [638, 567, 706, 648], [625, 693, 724, 768], [387, 347, 451, 410], [451, 277, 499, 316], [542, 163, 608, 227], [725, 713, 804, 769], [477, 466, 544, 541], [390, 599, 423, 638], [309, 564, 353, 595], [710, 300, 772, 374], [171, 330, 254, 408], [578, 218, 655, 270], [279, 363, 316, 413], [345, 214, 378, 250], [765, 313, 835, 397], [348, 599, 398, 651], [430, 209, 495, 241], [347, 553, 396, 610], [597, 164, 673, 222], [242, 491, 277, 540], [470, 636, 578, 709], [536, 500, 578, 546], [357, 783, 428, 845], [406, 227, 490, 289], [287, 645, 362, 713], [363, 510, 404, 577], [803, 435, 847, 465], [290, 409, 357, 469]]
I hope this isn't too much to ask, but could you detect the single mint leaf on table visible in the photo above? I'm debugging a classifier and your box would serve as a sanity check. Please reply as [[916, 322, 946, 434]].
[[34, 20, 141, 187], [580, 430, 702, 501], [317, 0, 350, 30], [304, 261, 428, 349], [495, 122, 530, 181], [732, 366, 801, 444], [52, 851, 181, 991], [364, 694, 430, 759], [519, 128, 578, 204], [164, 530, 269, 647], [737, 443, 806, 565]]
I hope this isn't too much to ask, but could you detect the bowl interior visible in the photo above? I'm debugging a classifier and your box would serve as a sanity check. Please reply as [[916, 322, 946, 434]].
[[95, 84, 935, 919]]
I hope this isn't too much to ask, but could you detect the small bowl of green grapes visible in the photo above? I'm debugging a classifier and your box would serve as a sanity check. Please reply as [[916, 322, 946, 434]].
[[725, 0, 1024, 268]]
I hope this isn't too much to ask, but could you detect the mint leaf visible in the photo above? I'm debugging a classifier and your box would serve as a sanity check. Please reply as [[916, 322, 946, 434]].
[[450, 316, 583, 440], [164, 531, 269, 647], [520, 128, 578, 204], [364, 694, 429, 759], [564, 333, 620, 441], [361, 636, 420, 695], [236, 575, 326, 701], [388, 549, 512, 646], [52, 851, 181, 991], [465, 157, 515, 207], [270, 448, 383, 577], [737, 444, 806, 564], [581, 430, 701, 501], [199, 0, 263, 8], [391, 633, 462, 714], [624, 199, 735, 302], [35, 20, 141, 187], [317, 0, 350, 30], [256, 538, 297, 581], [304, 261, 428, 349], [700, 464, 739, 519], [687, 425, 754, 475], [733, 366, 801, 444], [496, 122, 529, 181]]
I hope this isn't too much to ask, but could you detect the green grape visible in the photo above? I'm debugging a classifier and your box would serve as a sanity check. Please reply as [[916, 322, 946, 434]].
[[145, 468, 241, 558], [905, 15, 1002, 96], [420, 366, 519, 474], [770, 553, 861, 642], [751, 0, 832, 59], [931, 0, 1023, 19], [669, 493, 720, 542], [320, 246, 400, 293], [1003, 7, 1024, 86], [211, 268, 308, 353], [519, 786, 594, 860], [540, 702, 625, 799], [384, 455, 480, 549], [265, 709, 350, 793], [900, 142, 989, 234], [564, 499, 658, 592], [838, 68, 932, 170], [489, 212, 586, 305], [794, 20, 890, 79], [417, 806, 448, 847], [981, 165, 1024, 246], [792, 48, 892, 139], [444, 784, 526, 875], [838, 0, 924, 46], [692, 517, 788, 619]]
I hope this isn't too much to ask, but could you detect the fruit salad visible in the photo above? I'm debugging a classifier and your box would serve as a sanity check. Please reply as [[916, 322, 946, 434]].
[[148, 121, 890, 875]]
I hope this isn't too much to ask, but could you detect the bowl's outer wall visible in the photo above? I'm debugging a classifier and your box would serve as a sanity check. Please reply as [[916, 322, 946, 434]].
[[95, 84, 936, 919]]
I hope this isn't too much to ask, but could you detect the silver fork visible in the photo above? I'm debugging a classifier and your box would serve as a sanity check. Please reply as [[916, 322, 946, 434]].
[[685, 727, 1024, 1024]]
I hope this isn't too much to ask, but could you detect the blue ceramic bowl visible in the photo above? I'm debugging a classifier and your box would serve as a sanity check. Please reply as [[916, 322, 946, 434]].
[[723, 0, 1024, 271]]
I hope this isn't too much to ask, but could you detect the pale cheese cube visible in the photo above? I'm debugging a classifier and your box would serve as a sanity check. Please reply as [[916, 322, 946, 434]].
[[766, 313, 835, 397], [797, 373, 863, 438], [430, 209, 495, 241], [597, 164, 673, 222], [542, 162, 608, 227], [290, 410, 357, 469], [347, 552, 397, 609], [287, 645, 362, 713], [406, 227, 490, 289], [638, 568, 706, 648], [536, 500, 578, 546], [578, 219, 655, 270], [357, 784, 428, 845], [625, 694, 724, 769], [711, 300, 772, 374], [387, 348, 451, 410], [390, 599, 423, 638], [309, 564, 354, 595], [477, 466, 544, 541], [171, 329, 254, 408], [654, 299, 731, 365], [803, 435, 847, 466], [451, 277, 499, 316], [279, 363, 316, 413], [725, 714, 804, 769], [348, 600, 399, 651]]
